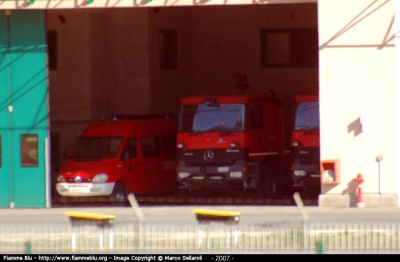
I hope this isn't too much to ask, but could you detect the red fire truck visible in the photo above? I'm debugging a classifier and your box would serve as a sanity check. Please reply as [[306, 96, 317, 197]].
[[176, 93, 294, 198], [290, 94, 320, 196]]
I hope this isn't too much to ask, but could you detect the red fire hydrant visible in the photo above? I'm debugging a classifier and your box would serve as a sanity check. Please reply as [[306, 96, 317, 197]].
[[355, 173, 365, 207]]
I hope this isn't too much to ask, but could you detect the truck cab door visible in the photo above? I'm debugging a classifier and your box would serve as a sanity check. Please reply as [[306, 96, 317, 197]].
[[119, 138, 147, 194], [248, 101, 277, 158], [140, 135, 163, 194], [248, 103, 267, 156]]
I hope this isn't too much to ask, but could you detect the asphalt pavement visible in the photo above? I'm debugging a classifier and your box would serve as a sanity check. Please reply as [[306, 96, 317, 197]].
[[1, 205, 400, 225]]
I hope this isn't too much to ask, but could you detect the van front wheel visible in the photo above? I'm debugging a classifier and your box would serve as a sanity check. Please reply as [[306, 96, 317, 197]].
[[111, 183, 128, 206]]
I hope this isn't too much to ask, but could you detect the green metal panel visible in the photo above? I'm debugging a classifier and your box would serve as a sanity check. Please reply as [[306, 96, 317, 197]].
[[10, 11, 48, 208], [0, 10, 48, 208], [0, 11, 11, 207]]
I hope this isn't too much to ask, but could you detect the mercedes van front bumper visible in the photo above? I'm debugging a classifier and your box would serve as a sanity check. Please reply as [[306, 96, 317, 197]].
[[56, 182, 115, 197]]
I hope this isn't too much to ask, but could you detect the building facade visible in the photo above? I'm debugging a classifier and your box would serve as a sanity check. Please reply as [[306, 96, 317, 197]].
[[0, 0, 398, 207]]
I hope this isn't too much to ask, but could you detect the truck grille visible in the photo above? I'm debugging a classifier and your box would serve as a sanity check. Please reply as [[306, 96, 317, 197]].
[[179, 148, 247, 166], [293, 147, 320, 163]]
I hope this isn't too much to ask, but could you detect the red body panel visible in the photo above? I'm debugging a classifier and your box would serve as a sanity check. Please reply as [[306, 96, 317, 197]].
[[293, 94, 318, 103], [179, 93, 275, 104], [291, 131, 319, 147], [178, 132, 246, 149], [61, 159, 118, 181]]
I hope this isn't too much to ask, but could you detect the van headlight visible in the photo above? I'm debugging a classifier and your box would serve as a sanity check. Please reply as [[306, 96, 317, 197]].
[[92, 174, 109, 182], [230, 171, 242, 178], [178, 172, 190, 179], [57, 175, 65, 183]]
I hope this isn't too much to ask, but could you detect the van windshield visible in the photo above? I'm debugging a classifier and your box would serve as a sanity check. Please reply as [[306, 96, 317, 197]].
[[179, 103, 245, 132], [72, 137, 124, 158]]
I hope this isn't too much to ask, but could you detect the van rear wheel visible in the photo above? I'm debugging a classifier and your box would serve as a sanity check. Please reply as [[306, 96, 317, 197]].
[[111, 183, 128, 206]]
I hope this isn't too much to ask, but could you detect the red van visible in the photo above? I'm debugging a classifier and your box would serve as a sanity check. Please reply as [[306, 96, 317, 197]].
[[55, 118, 177, 204]]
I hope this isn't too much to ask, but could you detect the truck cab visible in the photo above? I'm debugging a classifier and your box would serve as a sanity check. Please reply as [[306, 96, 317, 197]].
[[291, 94, 320, 195]]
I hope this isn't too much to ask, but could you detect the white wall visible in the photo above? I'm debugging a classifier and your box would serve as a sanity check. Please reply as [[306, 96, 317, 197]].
[[318, 0, 396, 197]]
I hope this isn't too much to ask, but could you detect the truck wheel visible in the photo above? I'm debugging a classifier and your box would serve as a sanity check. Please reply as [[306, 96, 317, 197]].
[[257, 176, 277, 199], [111, 183, 128, 206]]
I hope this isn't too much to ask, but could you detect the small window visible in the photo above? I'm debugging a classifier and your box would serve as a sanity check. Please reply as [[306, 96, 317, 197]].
[[141, 136, 161, 158], [161, 135, 177, 157], [21, 134, 38, 167], [261, 28, 318, 68], [249, 104, 264, 130], [120, 138, 137, 160], [46, 30, 58, 71], [159, 30, 178, 69]]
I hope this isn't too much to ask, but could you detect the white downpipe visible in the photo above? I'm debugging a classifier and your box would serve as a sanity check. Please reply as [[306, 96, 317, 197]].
[[45, 137, 50, 208], [378, 156, 383, 194]]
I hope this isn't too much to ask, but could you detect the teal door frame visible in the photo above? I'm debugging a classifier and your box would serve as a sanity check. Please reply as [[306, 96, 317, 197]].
[[0, 10, 49, 208]]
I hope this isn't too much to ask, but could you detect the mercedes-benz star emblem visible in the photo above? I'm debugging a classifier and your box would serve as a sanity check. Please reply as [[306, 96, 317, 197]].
[[74, 176, 82, 182], [203, 150, 214, 161]]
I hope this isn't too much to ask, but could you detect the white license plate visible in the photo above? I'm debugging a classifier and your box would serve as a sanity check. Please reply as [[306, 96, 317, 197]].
[[217, 167, 229, 172], [71, 187, 86, 192]]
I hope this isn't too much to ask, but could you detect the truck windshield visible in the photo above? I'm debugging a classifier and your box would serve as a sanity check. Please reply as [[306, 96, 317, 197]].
[[295, 101, 319, 130], [72, 137, 124, 158], [179, 103, 245, 132]]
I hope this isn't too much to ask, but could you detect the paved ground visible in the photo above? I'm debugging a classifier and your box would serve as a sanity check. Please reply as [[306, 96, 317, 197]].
[[1, 204, 400, 224]]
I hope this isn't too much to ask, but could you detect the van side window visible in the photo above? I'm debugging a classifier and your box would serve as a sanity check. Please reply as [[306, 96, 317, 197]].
[[121, 139, 137, 160], [161, 135, 177, 157], [141, 136, 161, 158]]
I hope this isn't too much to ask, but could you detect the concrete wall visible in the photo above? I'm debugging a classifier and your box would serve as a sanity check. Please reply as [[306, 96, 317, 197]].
[[89, 9, 151, 120], [148, 7, 193, 116], [46, 10, 93, 171], [318, 0, 397, 207], [47, 10, 92, 122], [148, 4, 319, 115]]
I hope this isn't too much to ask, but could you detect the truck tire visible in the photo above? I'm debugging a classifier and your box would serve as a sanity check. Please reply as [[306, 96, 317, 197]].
[[257, 162, 283, 199], [111, 182, 128, 206]]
